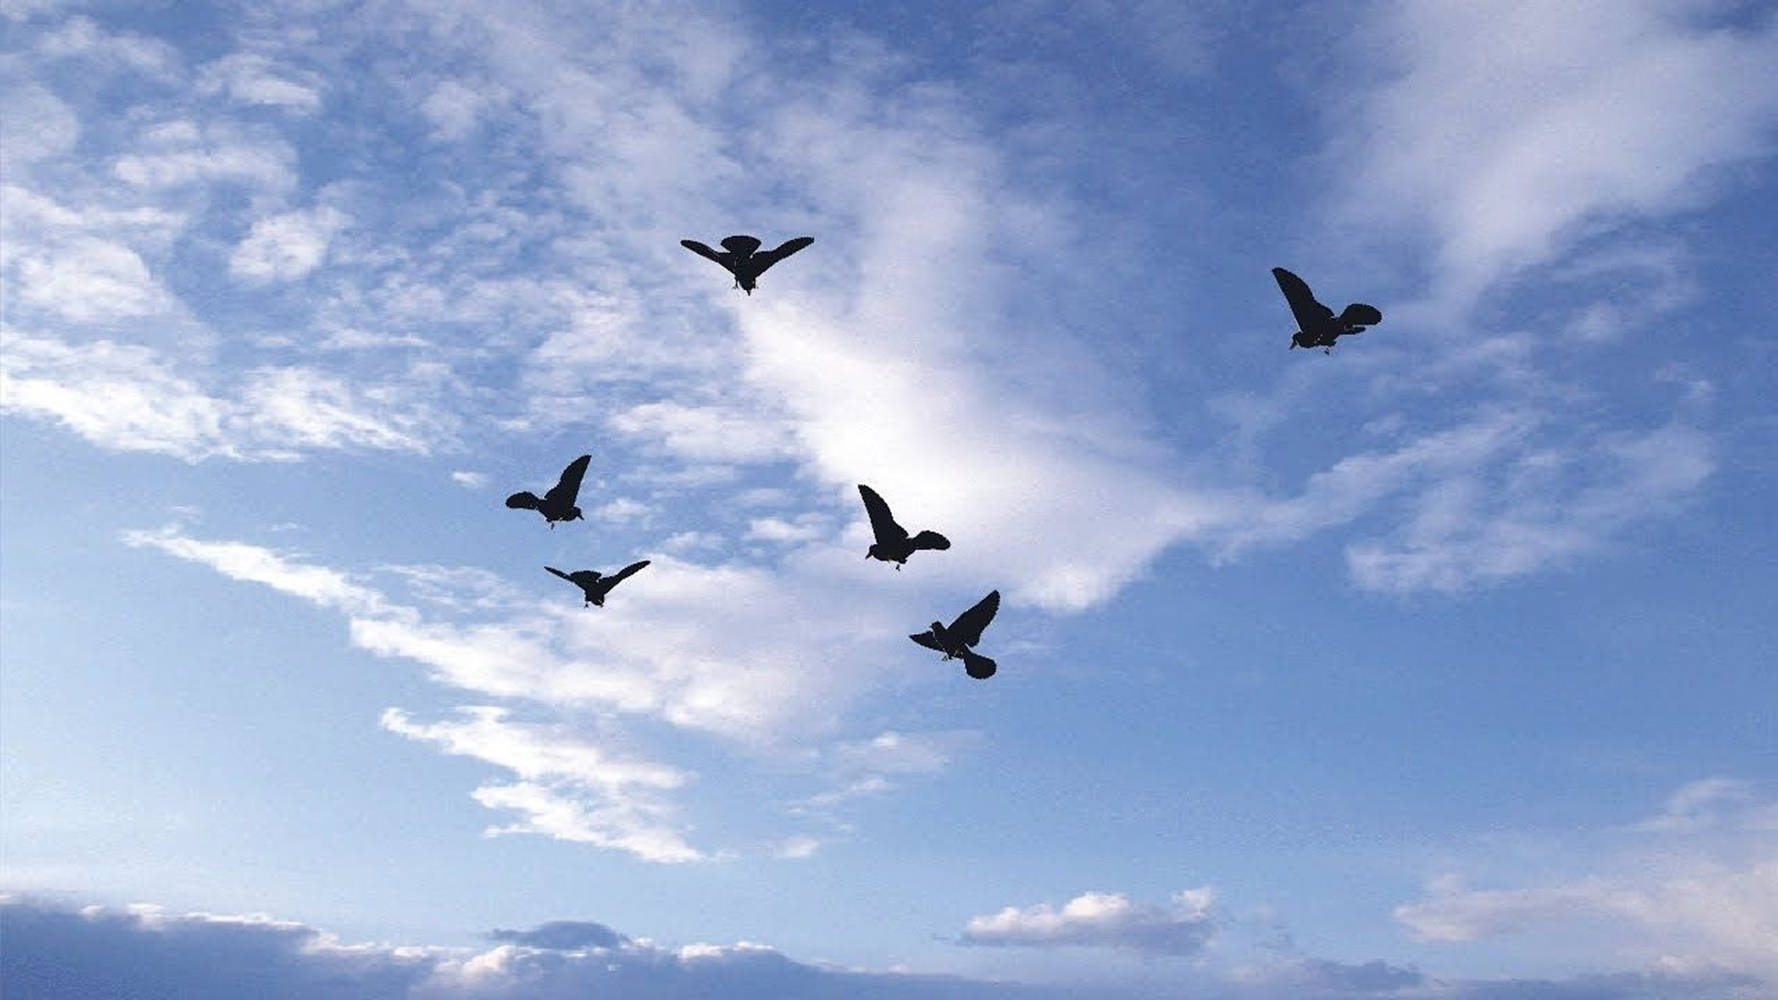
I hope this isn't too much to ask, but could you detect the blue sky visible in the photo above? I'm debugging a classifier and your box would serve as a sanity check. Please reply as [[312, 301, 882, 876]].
[[2, 0, 1776, 996]]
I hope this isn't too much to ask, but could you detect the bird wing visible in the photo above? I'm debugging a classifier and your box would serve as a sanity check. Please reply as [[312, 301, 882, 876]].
[[603, 560, 651, 589], [857, 484, 908, 545], [506, 491, 541, 510], [681, 239, 735, 273], [909, 530, 950, 552], [545, 566, 575, 584], [544, 454, 591, 507], [909, 631, 945, 652], [948, 590, 1000, 648], [960, 649, 997, 680], [1339, 303, 1383, 328], [751, 236, 813, 275], [1272, 267, 1334, 330]]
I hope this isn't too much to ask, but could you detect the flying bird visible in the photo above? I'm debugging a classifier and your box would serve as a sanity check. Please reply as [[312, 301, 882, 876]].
[[858, 484, 950, 570], [911, 590, 1001, 680], [506, 454, 591, 528], [545, 561, 650, 607], [680, 235, 814, 294], [1272, 267, 1383, 354]]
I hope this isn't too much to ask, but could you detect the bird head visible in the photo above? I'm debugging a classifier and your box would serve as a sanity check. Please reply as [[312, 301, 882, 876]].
[[567, 506, 584, 521]]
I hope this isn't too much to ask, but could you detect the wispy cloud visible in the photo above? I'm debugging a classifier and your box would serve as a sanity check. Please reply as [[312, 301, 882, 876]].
[[1336, 0, 1778, 309], [1394, 779, 1778, 977], [380, 706, 703, 863]]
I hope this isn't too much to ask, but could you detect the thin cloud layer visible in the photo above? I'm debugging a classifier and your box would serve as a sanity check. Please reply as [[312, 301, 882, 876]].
[[1393, 780, 1778, 978]]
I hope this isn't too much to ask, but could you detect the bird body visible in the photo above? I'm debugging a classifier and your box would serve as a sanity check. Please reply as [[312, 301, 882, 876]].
[[858, 484, 950, 569], [1272, 267, 1382, 353], [546, 561, 650, 607], [507, 455, 591, 527], [910, 590, 1001, 679], [681, 235, 814, 294]]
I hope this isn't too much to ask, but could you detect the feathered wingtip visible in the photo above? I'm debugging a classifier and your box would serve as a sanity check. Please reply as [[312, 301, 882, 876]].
[[505, 491, 541, 510]]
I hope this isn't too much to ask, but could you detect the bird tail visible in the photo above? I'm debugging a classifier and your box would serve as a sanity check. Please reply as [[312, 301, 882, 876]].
[[961, 649, 997, 680], [505, 491, 542, 510], [1339, 303, 1382, 328], [910, 531, 951, 552]]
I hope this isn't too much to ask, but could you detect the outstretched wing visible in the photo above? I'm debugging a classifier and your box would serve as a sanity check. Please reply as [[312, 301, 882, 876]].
[[505, 491, 541, 510], [1272, 267, 1334, 330], [545, 454, 591, 507], [947, 590, 1000, 648], [909, 530, 950, 552], [751, 236, 813, 275], [909, 630, 945, 652], [1339, 303, 1382, 328], [960, 649, 997, 680], [544, 565, 575, 584], [604, 560, 651, 589], [681, 239, 734, 273], [857, 484, 908, 545]]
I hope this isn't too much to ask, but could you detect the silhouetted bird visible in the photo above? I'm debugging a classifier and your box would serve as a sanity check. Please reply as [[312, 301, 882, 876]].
[[506, 454, 591, 528], [545, 561, 650, 607], [1272, 267, 1383, 354], [858, 484, 950, 570], [911, 590, 1001, 680], [681, 235, 813, 294]]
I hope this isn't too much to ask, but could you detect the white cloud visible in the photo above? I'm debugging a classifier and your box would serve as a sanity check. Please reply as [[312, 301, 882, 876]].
[[0, 334, 451, 460], [451, 470, 489, 489], [2, 335, 226, 459], [1340, 0, 1778, 307], [421, 79, 496, 140], [8, 236, 171, 321], [774, 835, 822, 859], [1394, 780, 1778, 977], [961, 888, 1219, 955], [121, 527, 389, 615], [1633, 778, 1756, 833], [591, 497, 651, 524], [381, 707, 703, 864], [198, 52, 323, 112], [229, 205, 349, 282], [36, 15, 181, 78], [1210, 407, 1713, 593], [0, 83, 79, 164], [607, 401, 799, 465], [744, 516, 826, 544], [114, 120, 297, 196]]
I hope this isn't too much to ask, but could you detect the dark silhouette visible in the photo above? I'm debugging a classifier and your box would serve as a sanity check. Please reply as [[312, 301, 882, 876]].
[[681, 235, 814, 294], [1272, 267, 1383, 354], [858, 484, 951, 570], [506, 454, 590, 528], [545, 561, 650, 607], [911, 590, 1001, 680]]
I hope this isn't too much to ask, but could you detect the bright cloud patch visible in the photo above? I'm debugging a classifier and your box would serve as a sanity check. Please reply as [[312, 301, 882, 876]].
[[961, 888, 1219, 955], [1, 337, 448, 460], [381, 706, 703, 864], [229, 205, 349, 282]]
